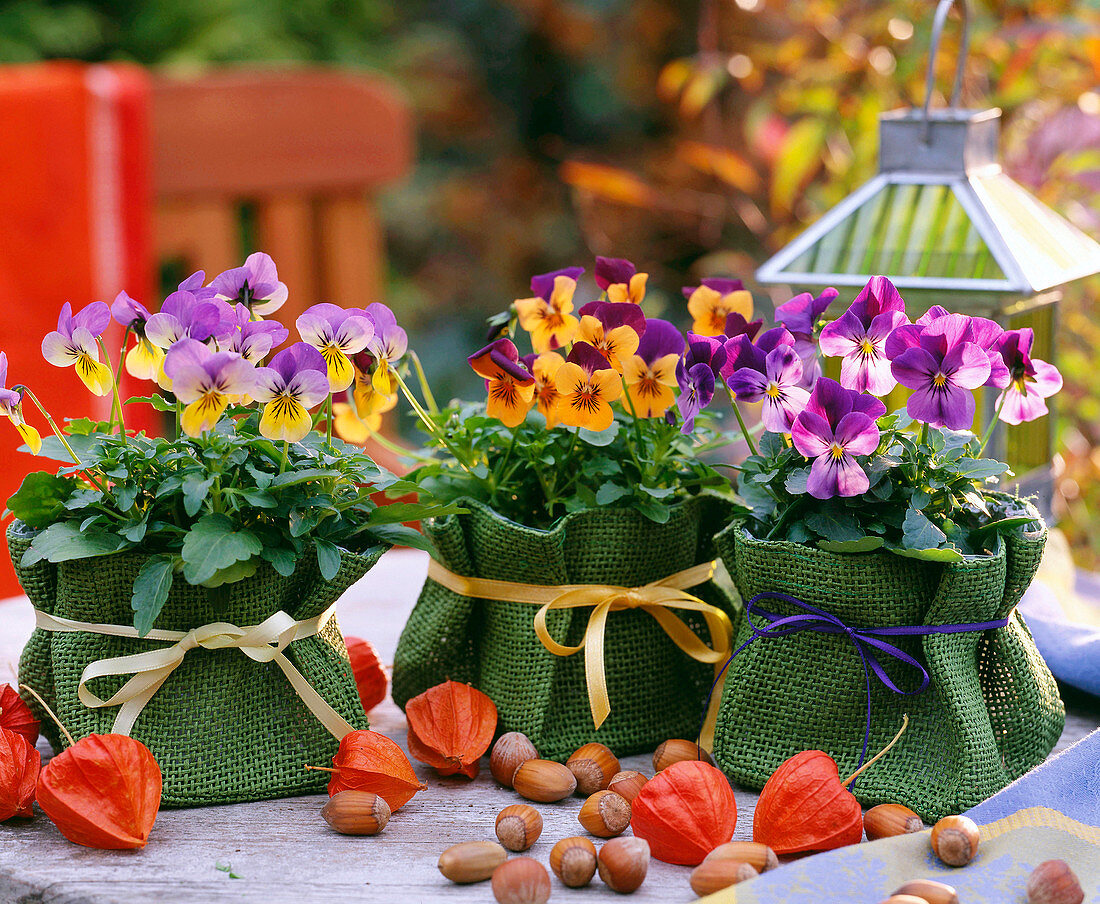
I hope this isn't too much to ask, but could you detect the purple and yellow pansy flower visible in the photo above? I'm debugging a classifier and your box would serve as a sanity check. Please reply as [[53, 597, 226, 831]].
[[993, 328, 1062, 426], [469, 338, 535, 428], [728, 343, 810, 433], [553, 342, 622, 432], [296, 303, 375, 393], [595, 256, 648, 305], [163, 340, 259, 437], [0, 353, 41, 453], [111, 291, 164, 381], [676, 333, 726, 433], [41, 301, 114, 396], [818, 276, 909, 396], [576, 301, 645, 373], [363, 303, 409, 395], [226, 303, 289, 364], [334, 373, 399, 443], [253, 343, 331, 442], [209, 252, 289, 316], [622, 318, 683, 418], [684, 277, 754, 337], [522, 352, 566, 428], [514, 267, 583, 353]]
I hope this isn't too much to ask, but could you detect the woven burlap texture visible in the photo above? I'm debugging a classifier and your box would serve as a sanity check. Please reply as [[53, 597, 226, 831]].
[[391, 496, 735, 761], [711, 498, 1065, 822], [7, 521, 381, 808]]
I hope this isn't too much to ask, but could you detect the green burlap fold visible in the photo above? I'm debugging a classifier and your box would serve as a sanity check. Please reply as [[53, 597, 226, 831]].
[[7, 521, 382, 808], [392, 496, 735, 761], [711, 498, 1065, 822]]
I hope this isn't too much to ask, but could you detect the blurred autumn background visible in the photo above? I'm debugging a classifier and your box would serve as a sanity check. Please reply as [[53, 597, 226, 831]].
[[3, 0, 1100, 564]]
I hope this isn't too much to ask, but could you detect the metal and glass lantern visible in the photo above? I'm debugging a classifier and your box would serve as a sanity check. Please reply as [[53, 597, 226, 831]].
[[756, 0, 1100, 504]]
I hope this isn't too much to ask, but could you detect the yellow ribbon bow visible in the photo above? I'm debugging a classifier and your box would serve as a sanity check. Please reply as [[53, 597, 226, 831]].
[[426, 560, 733, 737], [34, 607, 356, 739]]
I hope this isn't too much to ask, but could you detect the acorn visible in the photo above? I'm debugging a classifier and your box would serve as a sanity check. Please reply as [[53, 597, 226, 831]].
[[490, 732, 538, 788], [704, 841, 779, 873], [1027, 860, 1085, 904], [597, 836, 650, 893], [690, 860, 758, 896], [892, 879, 959, 904], [492, 857, 551, 904], [567, 742, 620, 796], [653, 739, 713, 772], [578, 790, 631, 838], [438, 841, 509, 884], [865, 803, 924, 840], [607, 770, 648, 803], [513, 759, 577, 802], [495, 804, 543, 852], [930, 815, 980, 867], [550, 836, 598, 888], [320, 790, 390, 835]]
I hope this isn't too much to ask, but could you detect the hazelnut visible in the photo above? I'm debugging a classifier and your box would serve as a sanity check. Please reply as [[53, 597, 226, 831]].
[[578, 790, 631, 838], [597, 836, 650, 893], [607, 770, 648, 803], [550, 836, 598, 888], [495, 804, 543, 852], [320, 790, 390, 835], [892, 879, 958, 904], [865, 803, 924, 840], [1027, 859, 1084, 904], [879, 897, 933, 904], [567, 742, 620, 796], [513, 759, 577, 802], [930, 815, 980, 867], [492, 857, 551, 904], [653, 739, 713, 772], [690, 859, 758, 896], [490, 732, 538, 788], [704, 841, 779, 873], [438, 840, 509, 884]]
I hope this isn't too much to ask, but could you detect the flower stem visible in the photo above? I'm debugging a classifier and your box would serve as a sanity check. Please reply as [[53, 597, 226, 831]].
[[280, 441, 289, 475], [407, 351, 438, 415], [978, 390, 1008, 457], [96, 337, 128, 445], [20, 682, 76, 748], [325, 394, 334, 446], [724, 384, 757, 456], [111, 326, 132, 429], [393, 370, 480, 479], [364, 427, 435, 463]]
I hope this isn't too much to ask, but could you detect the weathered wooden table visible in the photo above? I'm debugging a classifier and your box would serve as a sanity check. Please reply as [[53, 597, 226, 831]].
[[1, 549, 1096, 904]]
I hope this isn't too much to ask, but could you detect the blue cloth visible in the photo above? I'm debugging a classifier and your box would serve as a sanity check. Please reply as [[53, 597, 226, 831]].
[[1019, 576, 1100, 697]]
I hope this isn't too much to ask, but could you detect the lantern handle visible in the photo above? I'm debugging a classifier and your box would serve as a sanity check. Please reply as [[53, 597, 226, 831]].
[[920, 0, 970, 143]]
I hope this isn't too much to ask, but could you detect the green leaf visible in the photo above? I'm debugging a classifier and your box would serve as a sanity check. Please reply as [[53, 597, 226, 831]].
[[236, 488, 276, 508], [891, 545, 964, 563], [64, 418, 112, 435], [955, 458, 1009, 480], [126, 394, 177, 412], [784, 468, 810, 495], [120, 519, 148, 543], [261, 546, 298, 577], [269, 468, 342, 488], [131, 555, 175, 636], [7, 472, 74, 529], [22, 522, 127, 566], [180, 514, 263, 585], [902, 508, 947, 550], [315, 539, 342, 580], [631, 495, 671, 524], [365, 522, 432, 552], [577, 425, 618, 447], [805, 510, 864, 542], [182, 476, 215, 517], [199, 559, 259, 588], [817, 536, 885, 554], [596, 482, 631, 505]]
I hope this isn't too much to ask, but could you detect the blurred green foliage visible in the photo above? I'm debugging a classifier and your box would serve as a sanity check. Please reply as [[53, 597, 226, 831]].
[[5, 0, 1100, 562]]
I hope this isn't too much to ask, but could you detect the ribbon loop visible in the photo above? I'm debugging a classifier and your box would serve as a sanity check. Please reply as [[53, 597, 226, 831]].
[[34, 607, 356, 740], [427, 560, 732, 732]]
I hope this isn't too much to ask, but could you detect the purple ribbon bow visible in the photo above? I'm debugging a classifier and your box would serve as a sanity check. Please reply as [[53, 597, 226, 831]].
[[709, 591, 1013, 788]]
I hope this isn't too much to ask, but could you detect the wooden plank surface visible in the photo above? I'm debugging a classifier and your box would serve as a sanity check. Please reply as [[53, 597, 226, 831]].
[[1, 549, 1097, 904]]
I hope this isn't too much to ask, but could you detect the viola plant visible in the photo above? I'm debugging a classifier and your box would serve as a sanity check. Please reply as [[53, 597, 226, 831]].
[[2, 254, 450, 636], [360, 258, 738, 529], [722, 275, 1059, 560]]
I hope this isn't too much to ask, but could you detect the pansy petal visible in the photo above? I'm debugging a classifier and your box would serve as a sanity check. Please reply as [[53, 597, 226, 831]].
[[891, 347, 939, 389], [15, 420, 42, 454], [791, 410, 834, 459], [181, 395, 228, 436], [728, 367, 769, 402], [125, 339, 164, 381], [834, 412, 879, 456], [145, 313, 184, 349], [72, 301, 111, 338], [41, 332, 78, 367], [942, 341, 991, 390], [260, 396, 314, 442]]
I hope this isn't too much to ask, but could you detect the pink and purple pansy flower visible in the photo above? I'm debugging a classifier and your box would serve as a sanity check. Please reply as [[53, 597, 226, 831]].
[[889, 313, 992, 431], [791, 377, 885, 499], [676, 333, 727, 433], [163, 340, 259, 437], [720, 325, 795, 380], [774, 287, 838, 388], [252, 342, 331, 442], [227, 303, 289, 364], [41, 301, 114, 396], [818, 276, 909, 395], [885, 305, 1009, 389], [728, 343, 810, 433], [209, 252, 289, 316], [296, 303, 375, 393], [993, 328, 1063, 426], [145, 290, 234, 349]]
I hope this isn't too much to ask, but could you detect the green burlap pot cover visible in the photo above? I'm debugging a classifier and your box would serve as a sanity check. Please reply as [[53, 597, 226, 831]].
[[391, 496, 735, 761], [711, 500, 1065, 822], [7, 521, 382, 808]]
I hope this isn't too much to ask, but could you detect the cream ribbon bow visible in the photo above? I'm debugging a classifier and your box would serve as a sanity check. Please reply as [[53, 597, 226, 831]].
[[426, 560, 732, 737], [34, 607, 356, 739]]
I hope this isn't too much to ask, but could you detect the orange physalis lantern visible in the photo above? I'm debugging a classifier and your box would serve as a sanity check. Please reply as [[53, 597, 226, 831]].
[[629, 760, 738, 865], [36, 734, 162, 849], [311, 730, 426, 812], [404, 680, 498, 779], [0, 684, 40, 747], [0, 727, 40, 821], [344, 636, 388, 713]]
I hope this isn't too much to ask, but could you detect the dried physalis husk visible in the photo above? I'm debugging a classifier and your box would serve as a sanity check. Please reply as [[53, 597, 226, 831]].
[[344, 636, 388, 713], [405, 680, 498, 779], [704, 841, 778, 873], [310, 729, 426, 812], [653, 739, 713, 772], [322, 790, 390, 835], [0, 685, 40, 747], [566, 742, 619, 796], [630, 760, 737, 865], [690, 860, 758, 896], [490, 732, 538, 788], [0, 727, 39, 821], [550, 836, 597, 888], [36, 734, 161, 849]]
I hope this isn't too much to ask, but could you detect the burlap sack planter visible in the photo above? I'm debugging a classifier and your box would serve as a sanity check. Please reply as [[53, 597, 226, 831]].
[[7, 521, 381, 808], [711, 499, 1065, 822], [391, 496, 736, 761]]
